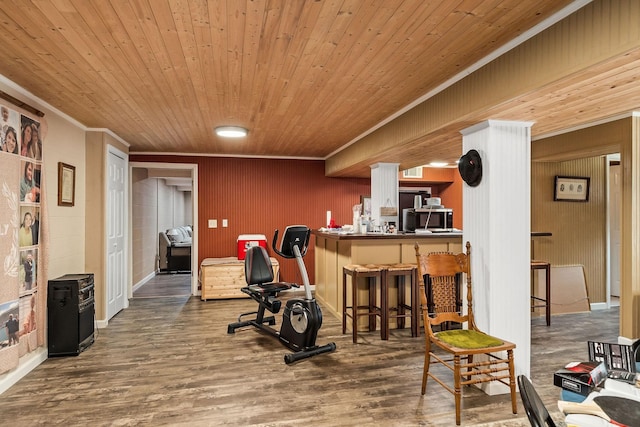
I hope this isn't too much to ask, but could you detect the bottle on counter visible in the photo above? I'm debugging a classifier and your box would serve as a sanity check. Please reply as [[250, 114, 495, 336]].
[[353, 215, 361, 233], [360, 216, 368, 234]]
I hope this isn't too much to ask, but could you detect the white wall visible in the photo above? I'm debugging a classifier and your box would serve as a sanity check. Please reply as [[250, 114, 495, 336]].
[[157, 180, 174, 233], [43, 109, 87, 279], [157, 180, 190, 231], [131, 168, 158, 284], [173, 189, 190, 227], [183, 192, 192, 225]]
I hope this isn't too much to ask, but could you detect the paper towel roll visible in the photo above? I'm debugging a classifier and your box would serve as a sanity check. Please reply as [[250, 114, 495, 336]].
[[414, 195, 422, 209]]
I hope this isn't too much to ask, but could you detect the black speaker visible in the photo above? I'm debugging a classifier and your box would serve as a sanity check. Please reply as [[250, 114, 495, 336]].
[[47, 274, 95, 357]]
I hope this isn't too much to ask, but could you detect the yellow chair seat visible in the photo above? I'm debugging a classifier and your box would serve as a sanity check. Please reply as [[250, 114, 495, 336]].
[[435, 329, 503, 349]]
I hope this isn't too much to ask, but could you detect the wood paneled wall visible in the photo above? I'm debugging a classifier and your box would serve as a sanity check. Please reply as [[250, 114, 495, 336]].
[[532, 157, 607, 303], [130, 155, 370, 283]]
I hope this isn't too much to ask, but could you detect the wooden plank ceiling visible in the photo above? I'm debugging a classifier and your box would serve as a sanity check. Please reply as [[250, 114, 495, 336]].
[[1, 0, 629, 176]]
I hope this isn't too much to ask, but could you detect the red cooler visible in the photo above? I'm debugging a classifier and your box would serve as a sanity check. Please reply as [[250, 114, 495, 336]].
[[237, 234, 267, 260]]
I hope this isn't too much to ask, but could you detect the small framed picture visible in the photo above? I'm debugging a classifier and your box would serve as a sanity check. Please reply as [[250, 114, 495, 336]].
[[58, 162, 76, 206], [554, 176, 590, 202], [360, 195, 372, 217]]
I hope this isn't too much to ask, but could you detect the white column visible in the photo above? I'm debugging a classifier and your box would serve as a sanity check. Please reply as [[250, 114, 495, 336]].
[[460, 120, 533, 394], [370, 163, 399, 229]]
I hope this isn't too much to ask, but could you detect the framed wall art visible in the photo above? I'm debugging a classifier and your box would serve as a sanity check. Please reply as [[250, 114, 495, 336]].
[[360, 195, 372, 217], [554, 175, 590, 202], [58, 162, 75, 206]]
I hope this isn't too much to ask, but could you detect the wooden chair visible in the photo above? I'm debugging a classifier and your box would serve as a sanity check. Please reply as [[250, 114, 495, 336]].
[[414, 241, 517, 425]]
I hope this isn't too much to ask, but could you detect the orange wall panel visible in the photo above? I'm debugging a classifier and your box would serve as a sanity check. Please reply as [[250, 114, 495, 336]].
[[439, 171, 463, 229], [422, 167, 455, 182]]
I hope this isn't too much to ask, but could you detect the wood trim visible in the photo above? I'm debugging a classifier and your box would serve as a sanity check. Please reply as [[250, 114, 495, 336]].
[[0, 90, 45, 117]]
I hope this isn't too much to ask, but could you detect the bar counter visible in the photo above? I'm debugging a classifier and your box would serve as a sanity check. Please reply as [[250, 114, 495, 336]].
[[312, 229, 463, 320]]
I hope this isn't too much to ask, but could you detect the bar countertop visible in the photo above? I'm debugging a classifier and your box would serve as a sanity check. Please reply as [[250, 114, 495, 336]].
[[312, 229, 463, 240]]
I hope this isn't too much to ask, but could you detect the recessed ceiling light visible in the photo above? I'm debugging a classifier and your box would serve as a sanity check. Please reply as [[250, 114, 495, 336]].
[[429, 162, 448, 167], [215, 126, 247, 138]]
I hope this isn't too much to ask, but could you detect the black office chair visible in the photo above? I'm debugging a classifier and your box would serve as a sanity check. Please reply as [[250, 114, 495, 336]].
[[517, 375, 557, 427]]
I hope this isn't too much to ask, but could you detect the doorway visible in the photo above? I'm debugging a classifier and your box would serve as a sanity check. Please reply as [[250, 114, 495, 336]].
[[129, 162, 199, 296]]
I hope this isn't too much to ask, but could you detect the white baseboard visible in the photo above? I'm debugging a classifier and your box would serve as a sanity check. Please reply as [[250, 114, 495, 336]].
[[132, 271, 157, 293], [0, 348, 47, 395], [590, 302, 608, 311]]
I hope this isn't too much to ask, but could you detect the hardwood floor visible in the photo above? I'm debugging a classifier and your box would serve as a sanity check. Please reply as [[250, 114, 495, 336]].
[[133, 273, 192, 298], [0, 278, 620, 426]]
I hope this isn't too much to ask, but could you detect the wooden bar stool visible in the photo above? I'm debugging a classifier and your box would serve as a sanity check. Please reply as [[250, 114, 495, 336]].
[[531, 260, 551, 326], [382, 263, 419, 339], [342, 264, 385, 343]]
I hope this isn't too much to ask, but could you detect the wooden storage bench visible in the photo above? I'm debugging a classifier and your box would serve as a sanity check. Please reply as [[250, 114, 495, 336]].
[[200, 257, 279, 300]]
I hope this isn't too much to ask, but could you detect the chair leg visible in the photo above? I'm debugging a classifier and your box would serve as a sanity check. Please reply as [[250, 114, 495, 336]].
[[411, 268, 419, 338], [352, 274, 358, 344], [545, 264, 551, 326], [380, 273, 388, 340], [397, 274, 406, 329], [454, 355, 462, 425], [508, 350, 518, 415], [342, 270, 347, 335], [368, 277, 377, 332], [421, 339, 431, 395]]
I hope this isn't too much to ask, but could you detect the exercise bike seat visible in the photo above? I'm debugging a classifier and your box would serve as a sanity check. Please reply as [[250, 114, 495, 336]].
[[246, 282, 299, 295], [243, 246, 298, 294]]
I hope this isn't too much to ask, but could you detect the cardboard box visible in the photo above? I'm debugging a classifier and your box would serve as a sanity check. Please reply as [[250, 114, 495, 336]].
[[237, 234, 267, 260], [553, 361, 608, 396]]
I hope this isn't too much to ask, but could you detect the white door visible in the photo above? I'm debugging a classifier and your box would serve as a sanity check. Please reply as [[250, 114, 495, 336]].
[[107, 148, 127, 319], [610, 163, 621, 297]]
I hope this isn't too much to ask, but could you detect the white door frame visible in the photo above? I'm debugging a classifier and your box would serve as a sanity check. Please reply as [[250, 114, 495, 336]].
[[128, 161, 199, 296], [606, 154, 622, 308], [106, 145, 129, 320]]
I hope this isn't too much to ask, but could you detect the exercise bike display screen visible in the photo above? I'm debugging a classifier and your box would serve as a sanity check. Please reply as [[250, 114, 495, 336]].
[[277, 226, 310, 257]]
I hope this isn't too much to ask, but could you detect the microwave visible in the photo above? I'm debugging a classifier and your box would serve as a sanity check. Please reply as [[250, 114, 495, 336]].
[[402, 208, 453, 232]]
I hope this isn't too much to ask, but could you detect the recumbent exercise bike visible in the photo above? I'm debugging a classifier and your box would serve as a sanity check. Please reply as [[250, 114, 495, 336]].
[[227, 225, 336, 364]]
